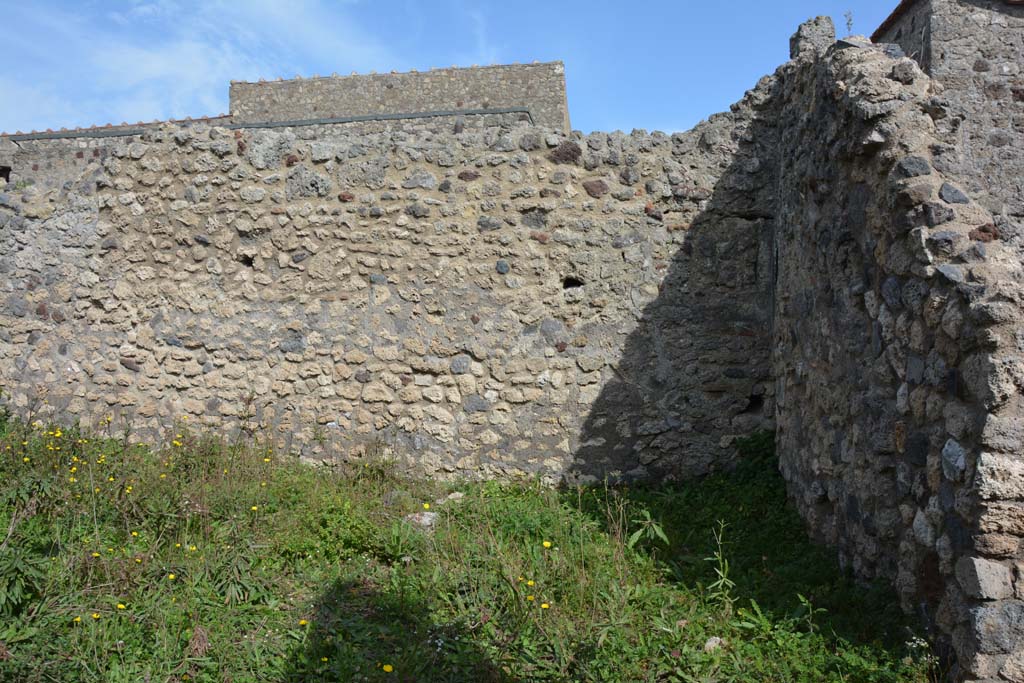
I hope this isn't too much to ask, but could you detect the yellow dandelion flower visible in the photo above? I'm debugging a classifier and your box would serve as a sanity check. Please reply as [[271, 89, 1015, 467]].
[[73, 616, 81, 623], [135, 558, 142, 564], [382, 664, 394, 673], [91, 613, 100, 620], [22, 456, 30, 463], [299, 619, 308, 626], [423, 503, 430, 510], [168, 573, 176, 580], [189, 545, 197, 552], [526, 595, 535, 601], [175, 543, 181, 548], [542, 540, 552, 548], [116, 603, 126, 610], [251, 505, 259, 511], [160, 473, 167, 479], [131, 531, 138, 537], [263, 457, 271, 462], [541, 603, 550, 609], [526, 580, 535, 587], [321, 656, 328, 662], [261, 481, 267, 487], [91, 552, 100, 558]]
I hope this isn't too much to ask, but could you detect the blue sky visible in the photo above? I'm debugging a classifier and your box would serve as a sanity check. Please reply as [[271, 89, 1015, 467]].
[[0, 1, 899, 135]]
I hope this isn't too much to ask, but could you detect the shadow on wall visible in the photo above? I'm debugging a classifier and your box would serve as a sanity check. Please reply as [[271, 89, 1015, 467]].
[[277, 87, 788, 681], [280, 578, 515, 683], [568, 85, 779, 483]]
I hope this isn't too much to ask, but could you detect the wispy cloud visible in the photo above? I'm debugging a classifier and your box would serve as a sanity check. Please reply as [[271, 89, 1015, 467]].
[[468, 9, 500, 65], [0, 76, 80, 134], [0, 0, 396, 132]]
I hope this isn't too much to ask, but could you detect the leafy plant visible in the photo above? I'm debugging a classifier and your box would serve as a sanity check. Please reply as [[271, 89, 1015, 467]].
[[705, 520, 736, 612], [627, 507, 669, 550], [0, 415, 936, 682], [0, 542, 47, 616]]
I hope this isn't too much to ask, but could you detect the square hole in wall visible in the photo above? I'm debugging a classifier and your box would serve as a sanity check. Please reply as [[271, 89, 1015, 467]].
[[0, 166, 11, 183]]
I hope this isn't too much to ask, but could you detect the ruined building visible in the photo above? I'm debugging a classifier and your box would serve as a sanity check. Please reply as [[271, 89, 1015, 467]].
[[0, 0, 1022, 678]]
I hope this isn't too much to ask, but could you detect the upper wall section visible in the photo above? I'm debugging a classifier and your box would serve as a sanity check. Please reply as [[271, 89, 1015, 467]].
[[874, 0, 936, 70], [0, 112, 528, 193], [874, 0, 1024, 237], [929, 0, 1024, 236], [229, 63, 571, 134]]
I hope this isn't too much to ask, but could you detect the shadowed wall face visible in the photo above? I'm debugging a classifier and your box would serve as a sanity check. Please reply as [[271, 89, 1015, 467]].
[[871, 2, 1024, 679], [773, 24, 1024, 683]]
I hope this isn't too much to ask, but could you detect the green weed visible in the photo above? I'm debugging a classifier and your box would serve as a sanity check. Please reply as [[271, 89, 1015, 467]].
[[0, 418, 937, 682]]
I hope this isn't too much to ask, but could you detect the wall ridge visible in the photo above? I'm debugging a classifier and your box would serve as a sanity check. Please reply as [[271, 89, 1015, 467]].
[[228, 60, 566, 86]]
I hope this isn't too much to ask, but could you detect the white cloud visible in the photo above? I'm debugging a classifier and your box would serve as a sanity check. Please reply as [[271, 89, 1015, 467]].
[[0, 0, 398, 133], [0, 77, 81, 134], [468, 9, 500, 66]]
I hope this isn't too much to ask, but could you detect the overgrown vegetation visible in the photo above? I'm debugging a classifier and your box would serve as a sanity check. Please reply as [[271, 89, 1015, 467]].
[[0, 404, 938, 682]]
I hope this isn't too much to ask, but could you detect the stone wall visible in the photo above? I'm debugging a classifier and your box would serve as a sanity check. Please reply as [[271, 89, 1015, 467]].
[[0, 111, 532, 192], [229, 63, 571, 134], [2, 136, 136, 192], [1, 4, 1023, 677], [875, 0, 936, 69], [871, 3, 1024, 678], [772, 29, 1024, 681], [0, 104, 774, 483], [930, 0, 1024, 244], [877, 0, 1024, 238]]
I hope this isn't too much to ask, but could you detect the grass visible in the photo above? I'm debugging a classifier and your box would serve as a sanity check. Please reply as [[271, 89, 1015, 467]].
[[0, 407, 938, 682]]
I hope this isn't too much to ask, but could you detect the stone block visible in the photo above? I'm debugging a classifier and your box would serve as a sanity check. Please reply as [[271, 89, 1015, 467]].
[[957, 557, 1015, 600]]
